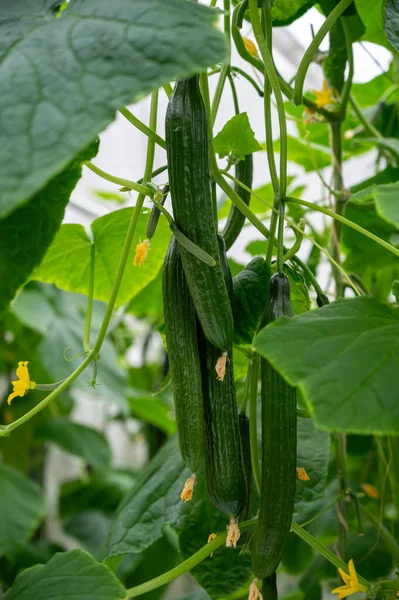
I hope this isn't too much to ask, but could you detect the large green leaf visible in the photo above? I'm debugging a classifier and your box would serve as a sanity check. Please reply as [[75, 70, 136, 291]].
[[273, 136, 331, 172], [232, 257, 271, 345], [36, 417, 112, 472], [101, 436, 190, 560], [384, 0, 399, 51], [0, 464, 46, 559], [272, 0, 315, 25], [0, 141, 98, 316], [355, 0, 392, 47], [3, 549, 125, 600], [295, 419, 330, 515], [373, 183, 399, 228], [33, 207, 171, 306], [0, 0, 226, 218], [213, 113, 261, 160], [128, 393, 176, 436], [254, 297, 399, 434]]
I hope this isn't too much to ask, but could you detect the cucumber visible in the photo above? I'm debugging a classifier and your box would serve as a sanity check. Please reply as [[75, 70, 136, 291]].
[[162, 236, 204, 486], [200, 236, 248, 520], [252, 272, 297, 580], [222, 153, 253, 250], [165, 76, 233, 350], [146, 184, 169, 240]]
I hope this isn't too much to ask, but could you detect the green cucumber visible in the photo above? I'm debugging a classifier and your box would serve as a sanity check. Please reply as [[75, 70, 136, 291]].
[[222, 153, 253, 250], [200, 236, 248, 519], [162, 236, 204, 481], [146, 184, 169, 240], [165, 76, 233, 350], [252, 272, 297, 580]]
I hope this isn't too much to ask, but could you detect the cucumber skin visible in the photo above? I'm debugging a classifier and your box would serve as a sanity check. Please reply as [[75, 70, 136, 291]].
[[165, 76, 233, 351], [162, 237, 204, 474], [200, 236, 248, 519], [222, 153, 253, 250], [252, 273, 297, 580]]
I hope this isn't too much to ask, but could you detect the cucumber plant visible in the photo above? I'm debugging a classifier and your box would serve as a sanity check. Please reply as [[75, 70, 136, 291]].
[[1, 1, 399, 600]]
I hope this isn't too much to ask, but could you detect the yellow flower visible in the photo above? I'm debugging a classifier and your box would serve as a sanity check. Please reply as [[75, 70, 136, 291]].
[[361, 483, 379, 499], [312, 80, 335, 109], [332, 559, 367, 599], [243, 37, 258, 58], [297, 467, 310, 481], [7, 361, 36, 405], [133, 239, 150, 267]]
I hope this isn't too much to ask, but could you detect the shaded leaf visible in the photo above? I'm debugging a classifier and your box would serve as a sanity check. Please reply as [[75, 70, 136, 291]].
[[101, 436, 189, 560], [355, 0, 392, 47], [254, 297, 399, 434], [36, 417, 112, 472], [373, 183, 399, 228], [33, 207, 171, 307], [128, 393, 176, 436], [213, 113, 261, 160], [0, 141, 98, 316], [393, 280, 399, 303], [0, 464, 46, 559], [0, 0, 226, 217], [281, 264, 311, 315], [384, 0, 399, 51], [232, 257, 271, 345], [273, 136, 331, 172], [3, 549, 125, 600]]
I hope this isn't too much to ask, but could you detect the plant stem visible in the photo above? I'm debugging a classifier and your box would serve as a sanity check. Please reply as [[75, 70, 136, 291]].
[[248, 354, 261, 495], [163, 83, 173, 99], [291, 521, 369, 588], [339, 18, 354, 121], [211, 0, 231, 123], [330, 123, 345, 297], [231, 66, 264, 97], [286, 197, 399, 258], [361, 505, 399, 564], [228, 72, 240, 115], [349, 95, 383, 139], [85, 161, 152, 196], [124, 518, 258, 598], [0, 91, 159, 437], [277, 201, 285, 273], [293, 0, 354, 106], [83, 243, 95, 353], [119, 107, 166, 149]]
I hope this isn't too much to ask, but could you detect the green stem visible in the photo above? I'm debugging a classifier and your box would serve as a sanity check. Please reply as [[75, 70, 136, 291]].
[[124, 518, 258, 598], [349, 94, 383, 139], [291, 521, 369, 589], [211, 0, 231, 123], [249, 354, 261, 495], [277, 201, 285, 273], [83, 243, 95, 353], [119, 107, 166, 149], [330, 123, 345, 297], [293, 0, 354, 106], [85, 162, 152, 196], [228, 72, 240, 115], [231, 66, 264, 97], [163, 83, 173, 99], [0, 91, 159, 437], [249, 0, 287, 197], [361, 506, 399, 564], [282, 219, 304, 262], [298, 494, 345, 528], [286, 197, 399, 258], [339, 18, 354, 121]]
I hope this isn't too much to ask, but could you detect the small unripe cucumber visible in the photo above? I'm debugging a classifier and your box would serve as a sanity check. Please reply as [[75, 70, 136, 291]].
[[222, 153, 253, 250], [162, 237, 204, 475], [252, 272, 297, 581], [165, 76, 233, 350]]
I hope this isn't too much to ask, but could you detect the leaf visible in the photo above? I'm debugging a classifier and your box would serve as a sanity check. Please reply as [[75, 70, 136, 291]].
[[178, 479, 252, 599], [280, 264, 311, 315], [36, 417, 112, 472], [232, 257, 271, 345], [272, 0, 315, 25], [295, 419, 330, 515], [0, 0, 226, 217], [33, 207, 171, 307], [128, 393, 176, 436], [373, 183, 399, 228], [254, 297, 399, 434], [0, 464, 46, 559], [384, 0, 399, 51], [350, 165, 399, 193], [355, 0, 392, 48], [101, 436, 190, 560], [393, 281, 399, 303], [213, 113, 261, 160], [351, 67, 396, 108], [64, 511, 112, 556], [273, 136, 331, 172], [127, 269, 163, 320], [0, 141, 98, 316], [3, 549, 125, 600], [360, 137, 399, 162]]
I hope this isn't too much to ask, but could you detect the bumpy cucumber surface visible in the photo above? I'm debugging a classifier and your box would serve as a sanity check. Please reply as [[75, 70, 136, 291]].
[[162, 237, 204, 474], [252, 272, 297, 580], [165, 76, 233, 350], [222, 153, 253, 250], [200, 237, 248, 518]]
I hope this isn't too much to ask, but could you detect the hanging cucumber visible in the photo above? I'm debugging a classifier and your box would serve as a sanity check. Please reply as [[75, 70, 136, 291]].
[[146, 184, 169, 240], [222, 153, 253, 250], [200, 236, 248, 545], [165, 76, 233, 350], [251, 272, 297, 581], [162, 237, 204, 501]]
